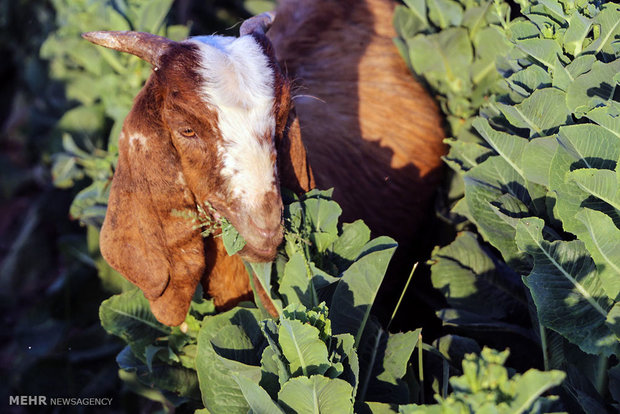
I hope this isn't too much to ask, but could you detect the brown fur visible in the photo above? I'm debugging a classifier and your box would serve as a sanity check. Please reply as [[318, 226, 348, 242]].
[[270, 0, 445, 245], [97, 0, 444, 326]]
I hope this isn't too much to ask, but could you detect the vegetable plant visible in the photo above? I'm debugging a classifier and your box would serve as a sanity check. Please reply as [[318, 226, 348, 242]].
[[395, 0, 620, 411]]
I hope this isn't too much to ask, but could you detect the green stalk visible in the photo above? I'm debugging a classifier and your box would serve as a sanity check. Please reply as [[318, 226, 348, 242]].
[[387, 262, 418, 332], [539, 324, 549, 371], [595, 356, 608, 395], [418, 331, 424, 404]]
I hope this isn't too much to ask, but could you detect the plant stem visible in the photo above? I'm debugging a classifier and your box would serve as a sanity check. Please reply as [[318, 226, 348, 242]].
[[418, 331, 424, 404], [596, 356, 608, 395], [387, 262, 418, 332], [539, 324, 549, 371]]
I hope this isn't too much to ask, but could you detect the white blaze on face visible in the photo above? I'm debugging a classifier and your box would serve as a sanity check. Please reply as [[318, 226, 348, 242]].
[[189, 35, 277, 208]]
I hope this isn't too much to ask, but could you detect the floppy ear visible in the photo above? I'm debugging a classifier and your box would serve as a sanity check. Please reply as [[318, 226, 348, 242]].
[[276, 107, 315, 194], [100, 81, 205, 327]]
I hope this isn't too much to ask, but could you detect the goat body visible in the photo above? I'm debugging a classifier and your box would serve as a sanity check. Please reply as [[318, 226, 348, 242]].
[[87, 0, 445, 326]]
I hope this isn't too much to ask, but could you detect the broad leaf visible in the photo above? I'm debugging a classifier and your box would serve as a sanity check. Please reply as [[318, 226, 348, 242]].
[[277, 375, 354, 414], [99, 289, 170, 360], [232, 373, 284, 414], [516, 218, 617, 356], [330, 237, 397, 344], [278, 319, 330, 377], [196, 308, 263, 414]]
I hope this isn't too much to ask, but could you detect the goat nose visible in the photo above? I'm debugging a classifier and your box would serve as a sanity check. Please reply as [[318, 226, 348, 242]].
[[249, 215, 282, 240]]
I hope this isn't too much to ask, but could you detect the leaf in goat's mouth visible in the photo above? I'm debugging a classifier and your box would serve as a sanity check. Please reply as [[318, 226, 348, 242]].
[[172, 202, 246, 256], [220, 219, 246, 256]]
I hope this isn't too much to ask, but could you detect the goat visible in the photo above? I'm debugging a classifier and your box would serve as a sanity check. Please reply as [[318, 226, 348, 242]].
[[83, 0, 445, 326]]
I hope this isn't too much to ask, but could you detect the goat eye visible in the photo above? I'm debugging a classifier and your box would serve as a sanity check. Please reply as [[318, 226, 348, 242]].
[[180, 127, 196, 138]]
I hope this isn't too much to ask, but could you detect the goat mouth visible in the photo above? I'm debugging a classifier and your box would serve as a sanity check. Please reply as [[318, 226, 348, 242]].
[[238, 242, 279, 262]]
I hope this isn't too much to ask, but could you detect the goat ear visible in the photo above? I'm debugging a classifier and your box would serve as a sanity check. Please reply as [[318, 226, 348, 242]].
[[81, 31, 173, 67], [100, 101, 205, 326], [240, 11, 276, 36], [277, 107, 315, 194]]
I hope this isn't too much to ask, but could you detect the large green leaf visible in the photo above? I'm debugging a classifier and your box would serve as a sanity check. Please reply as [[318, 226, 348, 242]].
[[494, 88, 570, 137], [277, 375, 354, 414], [278, 319, 330, 377], [516, 218, 617, 356], [582, 3, 620, 57], [196, 308, 263, 414], [279, 252, 315, 308], [427, 0, 463, 29], [379, 330, 420, 385], [566, 59, 620, 117], [408, 27, 473, 94], [430, 231, 525, 319], [473, 117, 527, 176], [329, 220, 371, 273], [232, 373, 284, 414], [507, 369, 566, 412], [329, 237, 397, 344], [464, 156, 530, 268], [574, 208, 620, 301], [550, 124, 620, 238], [99, 289, 170, 360]]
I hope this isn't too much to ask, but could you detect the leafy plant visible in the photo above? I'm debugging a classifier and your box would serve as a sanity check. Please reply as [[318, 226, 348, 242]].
[[396, 0, 620, 411], [398, 348, 565, 414], [100, 189, 428, 412]]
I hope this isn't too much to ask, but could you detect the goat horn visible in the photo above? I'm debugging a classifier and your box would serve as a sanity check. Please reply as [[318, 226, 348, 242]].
[[81, 31, 173, 67], [240, 11, 276, 36]]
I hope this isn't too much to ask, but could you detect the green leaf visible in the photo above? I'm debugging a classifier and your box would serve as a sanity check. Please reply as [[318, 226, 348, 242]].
[[430, 231, 525, 320], [137, 0, 174, 33], [550, 124, 620, 237], [574, 201, 620, 301], [443, 138, 494, 174], [473, 117, 527, 176], [244, 1, 276, 15], [606, 302, 620, 338], [587, 104, 620, 139], [515, 38, 566, 71], [427, 0, 463, 30], [279, 252, 314, 308], [521, 136, 558, 186], [563, 11, 592, 56], [582, 3, 620, 56], [566, 59, 620, 117], [516, 217, 617, 356], [196, 308, 263, 414], [330, 237, 397, 344], [221, 220, 247, 256], [393, 3, 428, 40], [408, 28, 473, 94], [332, 333, 359, 393], [568, 168, 620, 212], [232, 373, 284, 414], [51, 153, 83, 188], [99, 289, 171, 360], [360, 402, 398, 413], [505, 62, 552, 96], [116, 345, 201, 401], [509, 369, 566, 412], [277, 375, 354, 414], [379, 330, 420, 385], [494, 88, 570, 137], [279, 318, 330, 377], [464, 156, 530, 268], [330, 220, 371, 270]]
